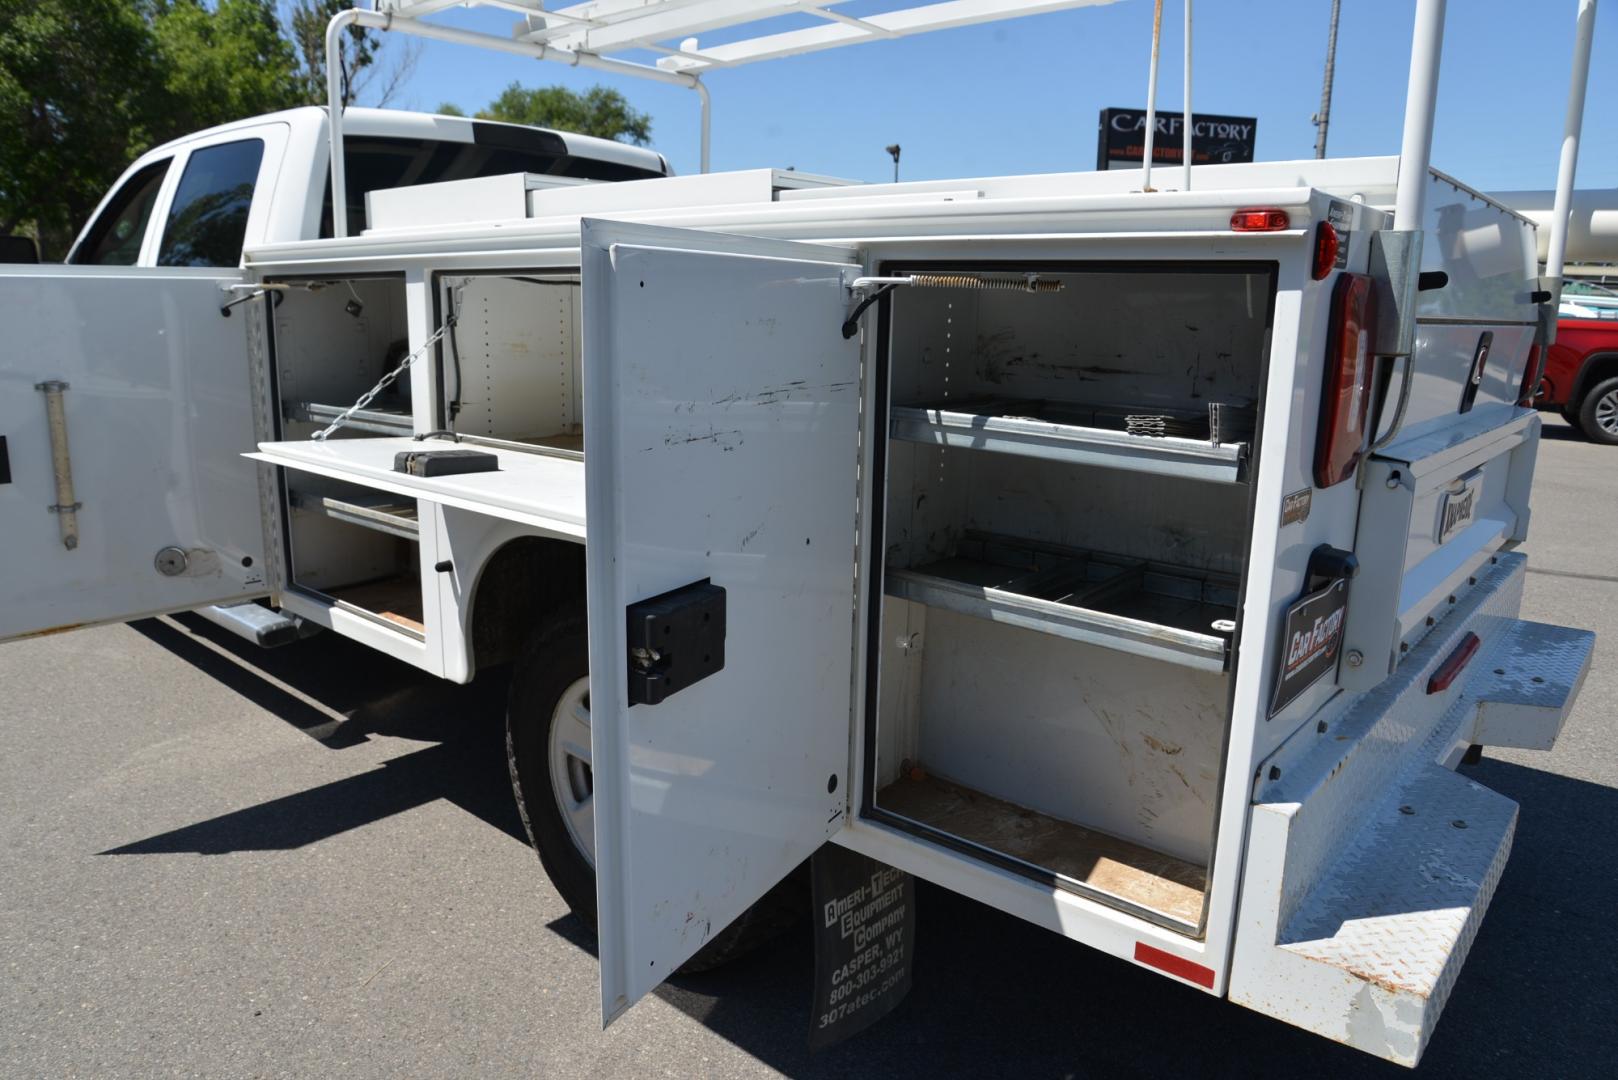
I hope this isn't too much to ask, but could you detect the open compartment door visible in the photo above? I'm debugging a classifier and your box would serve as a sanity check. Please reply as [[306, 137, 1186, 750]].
[[0, 268, 269, 642], [581, 220, 863, 1023]]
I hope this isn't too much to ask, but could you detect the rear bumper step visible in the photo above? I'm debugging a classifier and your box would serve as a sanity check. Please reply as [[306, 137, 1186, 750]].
[[1467, 618, 1595, 751], [1230, 553, 1592, 1066]]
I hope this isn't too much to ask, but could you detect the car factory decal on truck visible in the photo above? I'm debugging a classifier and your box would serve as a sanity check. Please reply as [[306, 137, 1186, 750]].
[[1270, 578, 1349, 716]]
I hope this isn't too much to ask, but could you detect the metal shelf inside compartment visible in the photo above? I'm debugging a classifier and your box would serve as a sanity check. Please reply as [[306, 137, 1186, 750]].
[[285, 400, 413, 436], [885, 533, 1236, 670], [890, 395, 1250, 483], [289, 488, 420, 540]]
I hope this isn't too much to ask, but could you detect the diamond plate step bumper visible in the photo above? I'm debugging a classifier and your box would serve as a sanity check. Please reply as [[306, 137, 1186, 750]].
[[1230, 553, 1593, 1067], [1467, 619, 1595, 751]]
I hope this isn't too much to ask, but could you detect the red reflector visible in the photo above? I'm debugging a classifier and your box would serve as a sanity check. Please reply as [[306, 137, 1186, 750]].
[[1134, 942, 1216, 988], [1428, 632, 1482, 694], [1312, 220, 1340, 280], [1519, 344, 1543, 404], [1230, 208, 1290, 232], [1314, 272, 1378, 488]]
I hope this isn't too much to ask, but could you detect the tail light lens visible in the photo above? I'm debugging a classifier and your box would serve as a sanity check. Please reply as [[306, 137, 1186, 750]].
[[1315, 272, 1378, 488], [1230, 208, 1290, 231], [1518, 344, 1543, 403], [1312, 221, 1340, 280]]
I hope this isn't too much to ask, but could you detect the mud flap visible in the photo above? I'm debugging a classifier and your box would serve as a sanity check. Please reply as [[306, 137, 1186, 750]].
[[808, 845, 915, 1049]]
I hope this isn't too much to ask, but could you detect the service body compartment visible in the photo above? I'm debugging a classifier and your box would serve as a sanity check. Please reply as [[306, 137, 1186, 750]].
[[251, 266, 590, 679], [862, 260, 1277, 933]]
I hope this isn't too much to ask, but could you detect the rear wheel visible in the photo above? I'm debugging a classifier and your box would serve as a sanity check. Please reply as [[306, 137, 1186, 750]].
[[505, 607, 803, 970], [1575, 376, 1618, 445]]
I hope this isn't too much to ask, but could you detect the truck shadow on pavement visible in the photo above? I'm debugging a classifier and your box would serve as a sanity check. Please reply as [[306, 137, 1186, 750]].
[[105, 616, 1615, 1080], [101, 615, 527, 855]]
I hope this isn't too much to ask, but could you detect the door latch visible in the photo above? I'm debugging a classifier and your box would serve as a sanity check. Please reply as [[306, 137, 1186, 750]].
[[626, 579, 726, 706]]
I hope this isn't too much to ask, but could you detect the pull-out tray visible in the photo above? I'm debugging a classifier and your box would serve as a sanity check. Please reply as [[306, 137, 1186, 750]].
[[891, 396, 1248, 483], [885, 533, 1236, 670], [249, 437, 584, 538]]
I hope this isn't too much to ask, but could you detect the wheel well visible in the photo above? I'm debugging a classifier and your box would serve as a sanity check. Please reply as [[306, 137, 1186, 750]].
[[1572, 352, 1618, 405], [468, 536, 585, 671]]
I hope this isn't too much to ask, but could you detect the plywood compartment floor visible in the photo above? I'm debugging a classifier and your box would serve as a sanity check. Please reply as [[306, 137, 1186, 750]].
[[878, 774, 1206, 925], [520, 433, 584, 452], [327, 578, 425, 633]]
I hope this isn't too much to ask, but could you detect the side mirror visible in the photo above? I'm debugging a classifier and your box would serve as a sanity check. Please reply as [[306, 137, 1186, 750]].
[[0, 235, 40, 264]]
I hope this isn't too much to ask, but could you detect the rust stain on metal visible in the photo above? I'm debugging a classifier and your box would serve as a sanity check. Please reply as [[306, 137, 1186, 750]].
[[21, 622, 85, 640], [1142, 733, 1183, 755]]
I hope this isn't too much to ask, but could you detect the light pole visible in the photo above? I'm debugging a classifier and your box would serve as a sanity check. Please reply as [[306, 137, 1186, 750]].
[[885, 143, 901, 183], [1312, 0, 1342, 158]]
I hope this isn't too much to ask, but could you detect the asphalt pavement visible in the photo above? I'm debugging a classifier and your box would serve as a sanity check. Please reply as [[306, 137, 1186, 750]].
[[2, 415, 1613, 1079]]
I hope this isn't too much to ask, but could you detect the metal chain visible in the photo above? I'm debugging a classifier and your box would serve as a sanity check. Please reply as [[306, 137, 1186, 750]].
[[310, 312, 456, 442]]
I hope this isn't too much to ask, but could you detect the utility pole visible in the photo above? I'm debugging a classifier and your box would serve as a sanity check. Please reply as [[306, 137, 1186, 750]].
[[1312, 0, 1342, 158], [885, 144, 901, 183]]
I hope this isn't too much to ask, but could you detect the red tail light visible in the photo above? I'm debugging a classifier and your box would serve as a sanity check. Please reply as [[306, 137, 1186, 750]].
[[1230, 208, 1290, 232], [1315, 273, 1378, 488], [1312, 221, 1340, 280], [1518, 344, 1543, 403]]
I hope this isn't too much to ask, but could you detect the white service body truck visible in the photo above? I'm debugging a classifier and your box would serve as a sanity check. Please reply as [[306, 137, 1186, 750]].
[[0, 4, 1600, 1070]]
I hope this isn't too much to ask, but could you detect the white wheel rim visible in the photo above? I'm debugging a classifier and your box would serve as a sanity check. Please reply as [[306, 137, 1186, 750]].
[[548, 676, 595, 867], [1596, 388, 1618, 436]]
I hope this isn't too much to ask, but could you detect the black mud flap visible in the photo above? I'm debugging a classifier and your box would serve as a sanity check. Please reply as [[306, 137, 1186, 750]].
[[808, 845, 915, 1050]]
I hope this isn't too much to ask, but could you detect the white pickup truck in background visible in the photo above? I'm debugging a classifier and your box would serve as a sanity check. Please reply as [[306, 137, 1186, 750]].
[[61, 105, 669, 270], [33, 104, 668, 645]]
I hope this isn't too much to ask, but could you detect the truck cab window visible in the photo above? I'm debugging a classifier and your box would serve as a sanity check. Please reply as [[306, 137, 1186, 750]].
[[69, 159, 171, 266], [157, 138, 266, 267], [320, 132, 666, 237]]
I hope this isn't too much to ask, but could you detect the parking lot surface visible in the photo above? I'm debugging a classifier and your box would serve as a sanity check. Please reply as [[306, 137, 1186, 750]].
[[2, 416, 1614, 1079]]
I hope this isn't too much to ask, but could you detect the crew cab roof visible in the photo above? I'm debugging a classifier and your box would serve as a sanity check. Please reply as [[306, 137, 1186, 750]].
[[142, 105, 670, 176]]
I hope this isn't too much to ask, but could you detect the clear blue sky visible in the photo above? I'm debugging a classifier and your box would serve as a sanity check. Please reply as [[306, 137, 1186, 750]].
[[391, 0, 1615, 192]]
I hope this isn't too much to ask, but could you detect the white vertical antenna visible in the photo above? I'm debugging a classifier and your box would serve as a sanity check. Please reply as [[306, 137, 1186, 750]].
[[1546, 0, 1599, 294], [1392, 0, 1447, 230], [1141, 0, 1165, 190], [1182, 0, 1193, 190]]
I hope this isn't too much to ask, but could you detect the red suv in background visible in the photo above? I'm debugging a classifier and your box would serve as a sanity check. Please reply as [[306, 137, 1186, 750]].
[[1534, 282, 1618, 444]]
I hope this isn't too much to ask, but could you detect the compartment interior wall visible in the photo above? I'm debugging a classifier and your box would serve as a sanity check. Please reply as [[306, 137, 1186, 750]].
[[288, 504, 416, 592], [273, 278, 409, 437], [877, 606, 1225, 865], [887, 266, 1271, 413], [447, 276, 582, 448]]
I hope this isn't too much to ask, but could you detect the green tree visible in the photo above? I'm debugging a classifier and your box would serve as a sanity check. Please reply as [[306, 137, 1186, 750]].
[[152, 1, 299, 134], [475, 83, 652, 144], [1, 0, 417, 257], [288, 0, 414, 108], [0, 0, 166, 249]]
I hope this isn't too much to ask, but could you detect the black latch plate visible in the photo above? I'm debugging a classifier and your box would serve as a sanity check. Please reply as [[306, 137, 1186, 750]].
[[626, 579, 726, 706]]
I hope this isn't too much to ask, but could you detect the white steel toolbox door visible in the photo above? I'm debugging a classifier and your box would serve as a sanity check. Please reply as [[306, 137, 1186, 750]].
[[581, 219, 862, 1023], [0, 267, 268, 641]]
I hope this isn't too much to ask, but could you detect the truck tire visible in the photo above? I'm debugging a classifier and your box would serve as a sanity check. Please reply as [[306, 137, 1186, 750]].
[[505, 609, 804, 972], [1575, 375, 1618, 445]]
